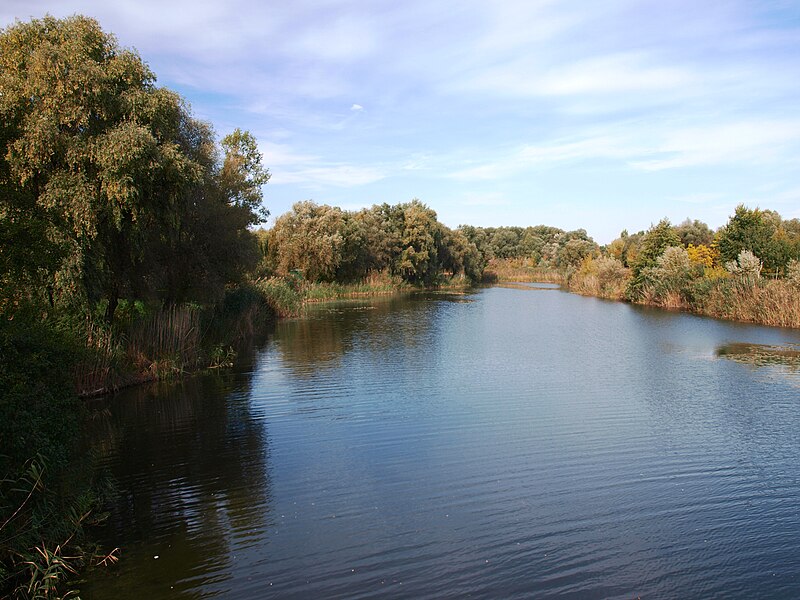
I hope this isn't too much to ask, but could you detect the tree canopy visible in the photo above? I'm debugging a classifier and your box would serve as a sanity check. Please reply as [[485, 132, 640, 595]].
[[715, 205, 799, 274], [0, 15, 268, 320], [265, 200, 484, 285]]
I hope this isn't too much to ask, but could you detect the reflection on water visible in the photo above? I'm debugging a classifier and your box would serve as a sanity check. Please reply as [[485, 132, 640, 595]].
[[84, 371, 272, 598], [84, 288, 800, 599]]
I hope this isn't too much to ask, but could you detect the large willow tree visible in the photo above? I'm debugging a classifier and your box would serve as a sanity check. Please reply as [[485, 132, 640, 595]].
[[0, 15, 268, 320]]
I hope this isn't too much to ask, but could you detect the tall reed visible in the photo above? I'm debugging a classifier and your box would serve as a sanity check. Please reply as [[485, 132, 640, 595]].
[[126, 305, 202, 377]]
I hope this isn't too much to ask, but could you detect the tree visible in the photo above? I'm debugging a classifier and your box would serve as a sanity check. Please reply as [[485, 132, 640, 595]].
[[220, 129, 270, 224], [397, 200, 441, 285], [270, 201, 344, 281], [716, 205, 780, 273], [626, 219, 680, 299], [555, 230, 598, 268], [676, 218, 714, 247], [0, 16, 268, 319]]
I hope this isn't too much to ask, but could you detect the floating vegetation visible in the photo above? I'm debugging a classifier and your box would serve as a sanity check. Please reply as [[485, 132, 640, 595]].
[[716, 342, 800, 372], [496, 282, 562, 291]]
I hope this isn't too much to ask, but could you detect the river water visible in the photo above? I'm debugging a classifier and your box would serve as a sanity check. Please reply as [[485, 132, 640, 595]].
[[83, 286, 800, 599]]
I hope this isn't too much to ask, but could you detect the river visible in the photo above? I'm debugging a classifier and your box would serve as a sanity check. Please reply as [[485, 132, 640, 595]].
[[83, 285, 800, 599]]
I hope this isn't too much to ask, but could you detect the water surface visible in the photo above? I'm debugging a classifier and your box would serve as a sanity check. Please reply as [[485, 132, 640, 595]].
[[84, 287, 800, 598]]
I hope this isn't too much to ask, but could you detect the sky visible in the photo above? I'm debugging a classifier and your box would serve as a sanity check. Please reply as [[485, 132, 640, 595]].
[[3, 1, 800, 243]]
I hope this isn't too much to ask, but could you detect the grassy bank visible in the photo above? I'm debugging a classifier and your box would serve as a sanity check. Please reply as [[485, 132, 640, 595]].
[[482, 258, 566, 284], [487, 254, 800, 330], [254, 270, 474, 317], [70, 286, 274, 398], [1, 283, 279, 598]]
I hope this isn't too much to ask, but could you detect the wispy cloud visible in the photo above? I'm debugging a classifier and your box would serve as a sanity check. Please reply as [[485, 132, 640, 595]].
[[448, 117, 800, 181], [273, 164, 386, 188], [630, 120, 800, 171]]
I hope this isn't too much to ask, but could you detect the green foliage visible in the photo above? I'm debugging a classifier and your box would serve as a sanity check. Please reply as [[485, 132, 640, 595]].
[[269, 201, 345, 282], [220, 129, 270, 224], [268, 200, 484, 287], [0, 317, 109, 599], [0, 15, 268, 320], [254, 277, 304, 318], [396, 200, 441, 285], [638, 246, 698, 304], [715, 205, 794, 274], [626, 219, 681, 299], [633, 219, 681, 270], [556, 232, 598, 269], [0, 318, 79, 473], [676, 218, 714, 247]]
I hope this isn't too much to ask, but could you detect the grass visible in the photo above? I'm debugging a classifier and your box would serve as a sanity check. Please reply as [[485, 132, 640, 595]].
[[483, 258, 566, 284], [697, 278, 800, 328]]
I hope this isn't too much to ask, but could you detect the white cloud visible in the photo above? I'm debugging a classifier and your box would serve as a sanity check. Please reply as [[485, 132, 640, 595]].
[[273, 164, 386, 187], [282, 15, 377, 62], [351, 104, 364, 111], [537, 53, 697, 96], [448, 117, 800, 181], [630, 120, 800, 171]]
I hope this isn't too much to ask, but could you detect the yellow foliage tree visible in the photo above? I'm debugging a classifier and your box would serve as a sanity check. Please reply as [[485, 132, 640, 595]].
[[686, 243, 718, 268]]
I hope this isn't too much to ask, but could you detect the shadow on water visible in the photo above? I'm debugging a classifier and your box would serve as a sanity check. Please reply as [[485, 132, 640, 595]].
[[82, 365, 273, 599]]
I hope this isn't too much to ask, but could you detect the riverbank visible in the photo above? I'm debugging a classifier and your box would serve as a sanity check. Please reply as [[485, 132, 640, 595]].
[[256, 272, 475, 317], [488, 258, 800, 330], [77, 275, 473, 398]]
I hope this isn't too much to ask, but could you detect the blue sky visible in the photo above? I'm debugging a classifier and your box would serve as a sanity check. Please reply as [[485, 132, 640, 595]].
[[3, 1, 800, 242]]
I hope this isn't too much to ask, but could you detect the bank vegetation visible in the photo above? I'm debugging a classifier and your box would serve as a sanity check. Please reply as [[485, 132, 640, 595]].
[[476, 208, 800, 329]]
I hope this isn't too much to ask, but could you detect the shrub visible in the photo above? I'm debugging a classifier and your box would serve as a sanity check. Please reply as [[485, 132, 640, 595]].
[[787, 259, 800, 287], [254, 277, 304, 318], [0, 317, 106, 598], [725, 250, 762, 287]]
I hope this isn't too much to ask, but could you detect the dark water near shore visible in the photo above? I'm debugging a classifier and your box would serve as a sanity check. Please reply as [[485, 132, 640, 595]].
[[83, 286, 800, 599]]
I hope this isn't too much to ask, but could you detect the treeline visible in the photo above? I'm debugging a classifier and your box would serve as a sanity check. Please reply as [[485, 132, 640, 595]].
[[258, 204, 599, 286], [258, 200, 485, 286], [542, 207, 800, 327], [459, 224, 599, 270], [0, 16, 271, 597]]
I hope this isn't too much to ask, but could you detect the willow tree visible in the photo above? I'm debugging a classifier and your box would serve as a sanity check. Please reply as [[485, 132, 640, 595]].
[[0, 16, 268, 319], [269, 201, 345, 281]]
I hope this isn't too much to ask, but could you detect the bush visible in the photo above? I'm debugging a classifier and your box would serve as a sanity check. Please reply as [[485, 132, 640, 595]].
[[725, 250, 762, 287], [254, 277, 304, 318], [570, 256, 628, 299], [0, 317, 103, 598], [787, 259, 800, 287]]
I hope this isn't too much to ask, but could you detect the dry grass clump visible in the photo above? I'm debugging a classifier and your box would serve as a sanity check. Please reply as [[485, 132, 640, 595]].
[[702, 279, 800, 328], [569, 256, 628, 299]]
